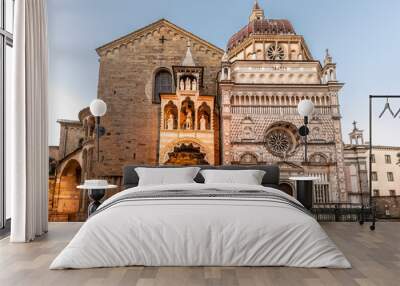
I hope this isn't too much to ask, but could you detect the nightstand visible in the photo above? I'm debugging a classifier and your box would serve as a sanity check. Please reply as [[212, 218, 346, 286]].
[[77, 183, 117, 216], [289, 176, 318, 210]]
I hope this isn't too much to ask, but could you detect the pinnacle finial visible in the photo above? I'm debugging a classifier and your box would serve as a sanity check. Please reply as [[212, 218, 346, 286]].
[[182, 40, 196, 66], [249, 0, 264, 21], [222, 52, 228, 62], [324, 48, 333, 65]]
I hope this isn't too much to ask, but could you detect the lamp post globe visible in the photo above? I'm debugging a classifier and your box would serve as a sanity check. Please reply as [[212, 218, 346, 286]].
[[297, 99, 314, 117], [90, 99, 107, 162], [297, 99, 314, 163], [90, 99, 107, 117]]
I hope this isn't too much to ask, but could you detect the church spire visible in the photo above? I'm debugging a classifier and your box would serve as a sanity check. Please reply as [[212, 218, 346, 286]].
[[182, 40, 196, 66], [249, 0, 265, 22], [253, 0, 261, 9], [324, 48, 333, 65]]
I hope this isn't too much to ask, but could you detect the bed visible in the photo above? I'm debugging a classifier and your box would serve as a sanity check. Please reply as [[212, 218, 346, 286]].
[[50, 165, 351, 269]]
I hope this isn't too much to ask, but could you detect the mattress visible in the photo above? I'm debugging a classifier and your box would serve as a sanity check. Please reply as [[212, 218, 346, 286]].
[[50, 183, 351, 269]]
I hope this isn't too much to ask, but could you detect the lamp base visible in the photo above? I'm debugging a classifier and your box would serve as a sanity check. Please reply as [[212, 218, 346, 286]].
[[296, 180, 313, 210], [88, 189, 106, 216]]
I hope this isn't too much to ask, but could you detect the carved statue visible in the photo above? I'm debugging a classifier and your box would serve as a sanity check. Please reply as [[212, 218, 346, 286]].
[[185, 110, 193, 129], [179, 79, 185, 91], [185, 77, 191, 90], [243, 126, 253, 139], [191, 78, 197, 91], [167, 114, 174, 130], [200, 114, 207, 130]]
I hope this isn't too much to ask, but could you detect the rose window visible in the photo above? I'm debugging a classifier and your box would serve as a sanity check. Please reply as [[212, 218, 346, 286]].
[[264, 124, 299, 158], [267, 44, 285, 60]]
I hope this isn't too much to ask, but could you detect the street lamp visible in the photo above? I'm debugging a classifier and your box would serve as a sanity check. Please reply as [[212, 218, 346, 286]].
[[297, 99, 314, 162], [90, 99, 107, 161]]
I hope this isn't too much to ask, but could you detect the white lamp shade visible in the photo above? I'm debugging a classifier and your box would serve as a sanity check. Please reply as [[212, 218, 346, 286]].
[[297, 99, 315, 117], [90, 99, 107, 117]]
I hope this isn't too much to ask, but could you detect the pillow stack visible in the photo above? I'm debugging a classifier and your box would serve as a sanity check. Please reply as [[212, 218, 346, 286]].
[[200, 169, 265, 185], [135, 167, 266, 186], [135, 167, 200, 186]]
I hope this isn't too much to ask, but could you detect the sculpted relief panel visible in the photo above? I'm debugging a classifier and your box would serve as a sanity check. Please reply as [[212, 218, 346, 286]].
[[231, 65, 320, 85], [240, 116, 256, 141]]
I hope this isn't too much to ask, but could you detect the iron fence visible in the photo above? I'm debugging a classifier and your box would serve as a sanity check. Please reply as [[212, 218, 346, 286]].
[[312, 202, 376, 229]]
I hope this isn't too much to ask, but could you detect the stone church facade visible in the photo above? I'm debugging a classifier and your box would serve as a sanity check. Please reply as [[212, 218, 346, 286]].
[[94, 19, 223, 178], [49, 19, 224, 220], [49, 2, 349, 221], [219, 3, 347, 201]]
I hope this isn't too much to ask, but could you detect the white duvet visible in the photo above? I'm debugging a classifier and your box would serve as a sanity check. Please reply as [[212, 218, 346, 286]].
[[50, 183, 351, 269]]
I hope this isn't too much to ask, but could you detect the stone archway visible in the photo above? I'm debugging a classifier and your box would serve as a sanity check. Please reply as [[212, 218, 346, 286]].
[[239, 153, 258, 165], [164, 143, 209, 165], [56, 159, 82, 216], [279, 182, 294, 196], [309, 152, 328, 164]]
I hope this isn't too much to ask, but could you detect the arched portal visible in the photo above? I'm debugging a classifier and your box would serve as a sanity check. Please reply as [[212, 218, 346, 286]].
[[56, 159, 82, 215], [164, 143, 209, 165]]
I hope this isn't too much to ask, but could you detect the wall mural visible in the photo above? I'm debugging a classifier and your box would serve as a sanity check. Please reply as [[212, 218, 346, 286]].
[[48, 3, 400, 222]]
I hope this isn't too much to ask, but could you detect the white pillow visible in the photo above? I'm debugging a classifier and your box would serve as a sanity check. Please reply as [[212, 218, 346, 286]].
[[135, 167, 201, 186], [200, 169, 266, 185]]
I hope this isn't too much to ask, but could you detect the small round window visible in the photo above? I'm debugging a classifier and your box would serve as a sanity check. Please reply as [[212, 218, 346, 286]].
[[267, 44, 285, 60]]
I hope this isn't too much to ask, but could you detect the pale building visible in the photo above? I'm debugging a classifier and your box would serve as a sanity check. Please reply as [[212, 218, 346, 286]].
[[369, 147, 400, 197], [344, 122, 400, 217], [345, 122, 400, 198], [219, 2, 347, 201]]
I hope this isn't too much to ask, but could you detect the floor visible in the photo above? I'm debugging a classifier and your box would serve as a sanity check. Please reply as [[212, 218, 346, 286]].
[[0, 222, 399, 286], [0, 219, 11, 239]]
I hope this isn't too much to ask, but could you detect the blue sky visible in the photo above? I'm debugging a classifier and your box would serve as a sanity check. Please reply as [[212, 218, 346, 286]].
[[48, 0, 400, 146]]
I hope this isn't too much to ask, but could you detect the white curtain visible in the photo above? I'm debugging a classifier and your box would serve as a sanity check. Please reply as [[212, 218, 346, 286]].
[[9, 0, 48, 242]]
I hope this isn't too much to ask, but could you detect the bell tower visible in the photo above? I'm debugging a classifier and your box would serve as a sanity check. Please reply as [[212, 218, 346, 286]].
[[349, 121, 364, 146]]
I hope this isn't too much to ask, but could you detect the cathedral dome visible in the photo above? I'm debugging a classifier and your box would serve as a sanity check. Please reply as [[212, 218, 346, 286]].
[[227, 19, 296, 51], [227, 1, 296, 51]]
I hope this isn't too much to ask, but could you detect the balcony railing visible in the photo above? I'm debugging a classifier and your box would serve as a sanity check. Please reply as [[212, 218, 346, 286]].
[[230, 105, 332, 115]]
